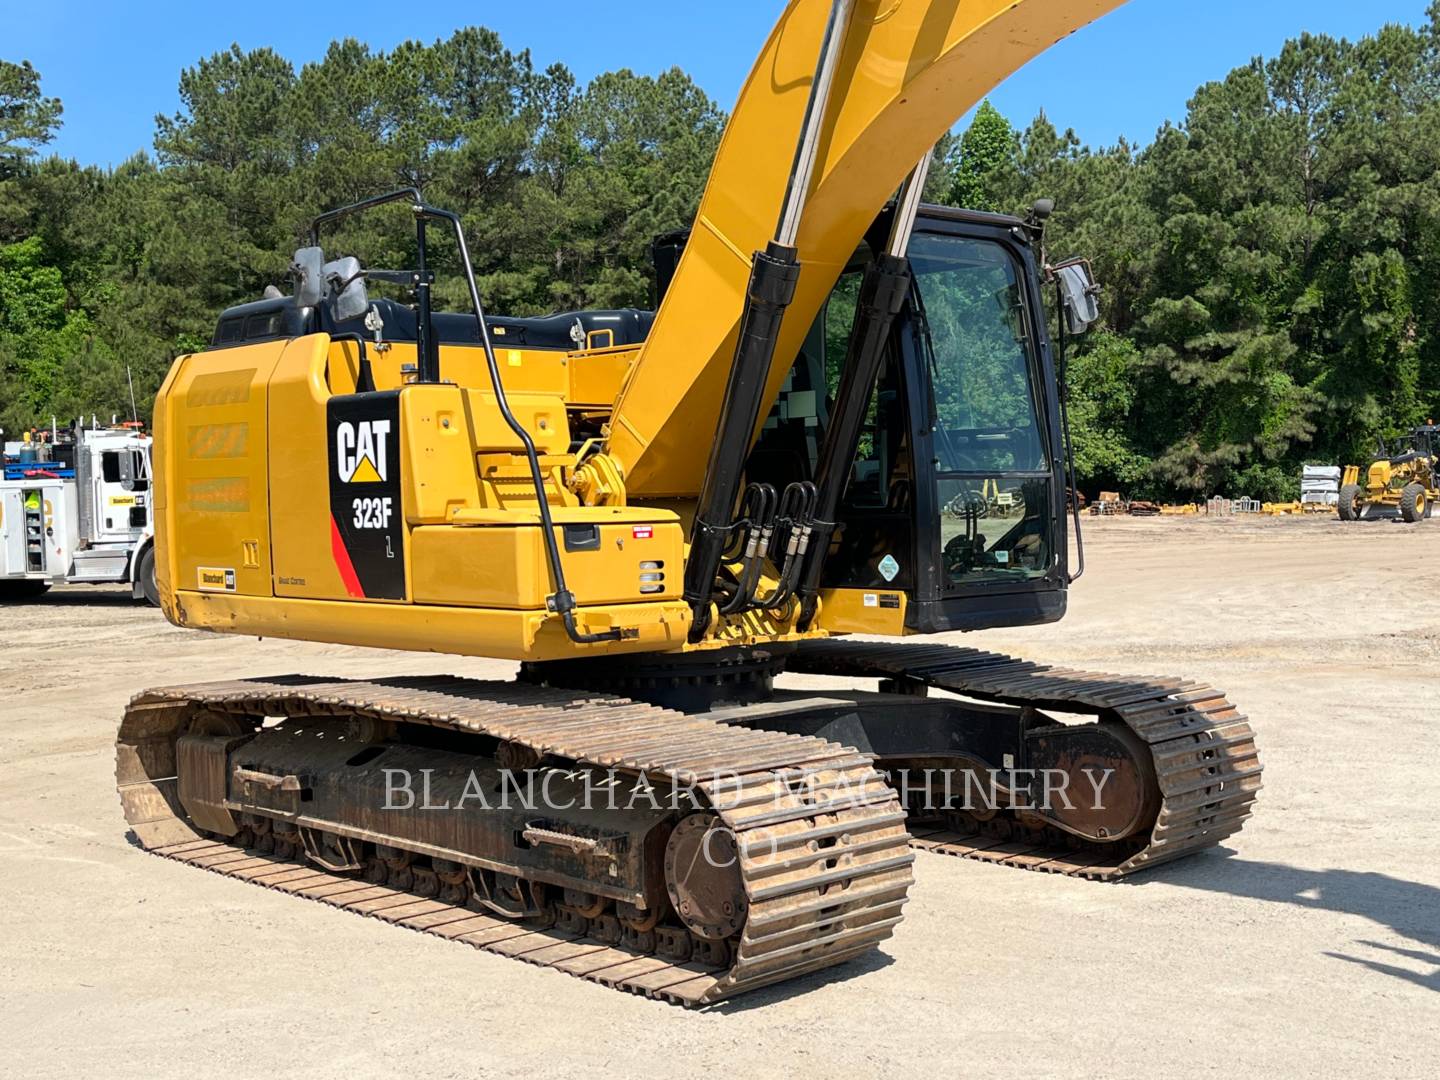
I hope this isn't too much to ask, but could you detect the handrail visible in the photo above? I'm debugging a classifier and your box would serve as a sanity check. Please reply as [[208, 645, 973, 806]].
[[309, 188, 624, 645]]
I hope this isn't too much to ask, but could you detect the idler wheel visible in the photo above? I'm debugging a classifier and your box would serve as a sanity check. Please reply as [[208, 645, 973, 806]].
[[664, 814, 747, 941]]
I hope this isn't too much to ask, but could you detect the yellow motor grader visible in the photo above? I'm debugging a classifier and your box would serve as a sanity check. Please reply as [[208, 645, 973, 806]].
[[1339, 424, 1439, 523]]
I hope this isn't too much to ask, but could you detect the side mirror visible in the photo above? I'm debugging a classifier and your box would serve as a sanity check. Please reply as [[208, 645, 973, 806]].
[[1053, 259, 1100, 335], [292, 247, 325, 308], [118, 448, 143, 491], [323, 256, 370, 322]]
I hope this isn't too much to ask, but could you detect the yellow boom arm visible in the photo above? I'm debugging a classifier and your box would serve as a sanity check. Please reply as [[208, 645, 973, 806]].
[[605, 0, 1128, 498]]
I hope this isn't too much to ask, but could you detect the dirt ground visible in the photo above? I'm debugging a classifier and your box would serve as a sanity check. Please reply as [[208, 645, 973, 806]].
[[3, 514, 1438, 1078]]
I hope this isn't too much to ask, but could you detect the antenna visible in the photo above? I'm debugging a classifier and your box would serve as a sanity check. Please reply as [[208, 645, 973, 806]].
[[127, 366, 139, 425]]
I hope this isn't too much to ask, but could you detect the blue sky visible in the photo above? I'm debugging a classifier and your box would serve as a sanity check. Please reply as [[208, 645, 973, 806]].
[[9, 0, 1437, 168]]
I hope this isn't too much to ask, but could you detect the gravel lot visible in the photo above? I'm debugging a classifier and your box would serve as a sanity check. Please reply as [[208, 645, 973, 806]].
[[2, 514, 1437, 1078]]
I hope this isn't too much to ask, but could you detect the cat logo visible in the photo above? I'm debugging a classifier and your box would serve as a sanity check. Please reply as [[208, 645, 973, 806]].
[[335, 419, 390, 484], [327, 393, 405, 600]]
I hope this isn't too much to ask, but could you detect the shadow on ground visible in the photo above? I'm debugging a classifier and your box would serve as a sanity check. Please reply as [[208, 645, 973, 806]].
[[14, 590, 149, 610], [1151, 850, 1440, 992], [709, 948, 894, 1013]]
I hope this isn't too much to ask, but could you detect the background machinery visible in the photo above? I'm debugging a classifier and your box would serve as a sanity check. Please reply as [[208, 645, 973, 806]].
[[1339, 424, 1439, 522], [116, 0, 1261, 1006], [1, 421, 159, 603]]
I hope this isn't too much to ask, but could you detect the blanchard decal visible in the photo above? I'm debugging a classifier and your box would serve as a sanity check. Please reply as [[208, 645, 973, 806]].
[[197, 566, 237, 592], [327, 391, 405, 600]]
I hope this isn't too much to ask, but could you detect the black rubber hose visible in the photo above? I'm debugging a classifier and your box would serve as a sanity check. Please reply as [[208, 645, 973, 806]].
[[329, 333, 374, 394]]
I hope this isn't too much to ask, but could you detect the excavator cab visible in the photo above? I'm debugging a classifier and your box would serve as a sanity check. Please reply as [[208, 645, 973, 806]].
[[749, 203, 1088, 634]]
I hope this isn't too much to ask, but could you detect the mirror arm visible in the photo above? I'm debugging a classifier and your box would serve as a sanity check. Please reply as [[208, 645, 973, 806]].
[[364, 269, 423, 287], [327, 269, 366, 294], [310, 190, 440, 381]]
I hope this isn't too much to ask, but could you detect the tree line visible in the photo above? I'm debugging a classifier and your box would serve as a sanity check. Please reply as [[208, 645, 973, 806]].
[[5, 10, 1440, 500], [954, 6, 1440, 498], [0, 31, 723, 441]]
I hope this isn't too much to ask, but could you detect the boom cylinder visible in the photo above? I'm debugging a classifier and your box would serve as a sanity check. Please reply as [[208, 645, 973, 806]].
[[796, 154, 931, 629], [683, 0, 854, 640], [683, 243, 801, 638], [794, 254, 911, 629], [777, 0, 855, 246]]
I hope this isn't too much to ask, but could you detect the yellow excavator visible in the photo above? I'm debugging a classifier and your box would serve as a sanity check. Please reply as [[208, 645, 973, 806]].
[[117, 0, 1261, 1005]]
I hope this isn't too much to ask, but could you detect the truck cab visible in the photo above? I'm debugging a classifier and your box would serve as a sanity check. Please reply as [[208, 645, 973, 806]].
[[0, 423, 158, 601]]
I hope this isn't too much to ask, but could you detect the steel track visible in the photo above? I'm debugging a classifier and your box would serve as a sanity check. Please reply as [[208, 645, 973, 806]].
[[117, 676, 914, 1006], [785, 640, 1263, 880]]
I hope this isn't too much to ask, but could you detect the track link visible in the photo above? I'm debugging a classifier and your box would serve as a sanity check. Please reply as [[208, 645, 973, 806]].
[[786, 640, 1263, 880], [117, 676, 913, 1006]]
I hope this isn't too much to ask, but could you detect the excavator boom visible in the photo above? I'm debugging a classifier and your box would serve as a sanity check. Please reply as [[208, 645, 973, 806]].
[[607, 0, 1128, 497]]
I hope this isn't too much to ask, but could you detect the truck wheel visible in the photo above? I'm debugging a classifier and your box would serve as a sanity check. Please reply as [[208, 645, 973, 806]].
[[1337, 483, 1363, 521], [137, 547, 161, 607], [0, 580, 51, 601], [1400, 483, 1427, 523]]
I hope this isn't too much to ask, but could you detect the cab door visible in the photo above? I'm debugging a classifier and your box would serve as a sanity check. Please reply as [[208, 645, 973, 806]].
[[903, 220, 1069, 632]]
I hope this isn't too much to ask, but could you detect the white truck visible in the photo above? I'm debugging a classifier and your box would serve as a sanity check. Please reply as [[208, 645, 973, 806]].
[[0, 423, 158, 604]]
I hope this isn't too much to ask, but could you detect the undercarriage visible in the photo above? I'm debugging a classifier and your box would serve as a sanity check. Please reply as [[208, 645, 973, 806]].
[[116, 642, 1259, 1006]]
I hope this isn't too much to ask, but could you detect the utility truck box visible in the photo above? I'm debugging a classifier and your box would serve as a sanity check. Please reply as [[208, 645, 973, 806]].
[[0, 423, 158, 602]]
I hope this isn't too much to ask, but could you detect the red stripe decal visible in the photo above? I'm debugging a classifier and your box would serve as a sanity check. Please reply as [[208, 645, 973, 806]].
[[330, 514, 365, 598]]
